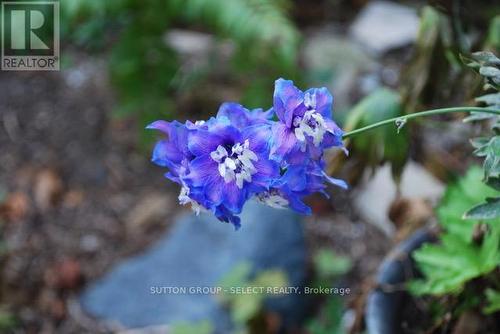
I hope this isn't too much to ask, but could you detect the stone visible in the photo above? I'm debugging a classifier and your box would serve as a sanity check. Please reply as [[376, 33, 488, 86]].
[[354, 162, 445, 236], [80, 201, 306, 332], [350, 1, 419, 56], [303, 30, 376, 113]]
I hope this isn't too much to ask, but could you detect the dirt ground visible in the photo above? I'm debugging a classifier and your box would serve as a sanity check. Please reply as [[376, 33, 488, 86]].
[[0, 53, 391, 333]]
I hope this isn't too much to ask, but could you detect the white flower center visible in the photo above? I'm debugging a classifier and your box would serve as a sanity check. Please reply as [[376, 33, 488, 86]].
[[293, 92, 328, 147], [178, 184, 205, 215], [257, 190, 289, 209], [210, 139, 258, 189]]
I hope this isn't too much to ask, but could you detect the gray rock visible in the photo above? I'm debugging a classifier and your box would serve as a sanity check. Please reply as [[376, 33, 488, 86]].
[[303, 31, 376, 113], [354, 162, 444, 236], [80, 201, 306, 332], [350, 1, 419, 56]]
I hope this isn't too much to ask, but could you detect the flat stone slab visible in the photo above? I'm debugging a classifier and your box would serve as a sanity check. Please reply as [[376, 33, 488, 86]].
[[80, 201, 306, 331], [350, 1, 419, 55], [354, 162, 445, 236]]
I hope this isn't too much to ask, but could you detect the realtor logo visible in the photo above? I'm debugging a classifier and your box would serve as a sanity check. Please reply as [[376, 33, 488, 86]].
[[1, 1, 59, 70]]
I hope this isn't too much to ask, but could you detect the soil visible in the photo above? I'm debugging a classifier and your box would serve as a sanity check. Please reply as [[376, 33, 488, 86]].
[[0, 53, 392, 333]]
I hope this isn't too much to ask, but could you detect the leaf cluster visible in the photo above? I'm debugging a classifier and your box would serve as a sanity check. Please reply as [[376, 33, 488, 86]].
[[61, 0, 301, 144], [463, 52, 500, 219], [217, 262, 288, 328], [410, 167, 500, 315]]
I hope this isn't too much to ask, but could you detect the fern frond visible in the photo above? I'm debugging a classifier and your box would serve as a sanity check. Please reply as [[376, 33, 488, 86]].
[[170, 0, 300, 65]]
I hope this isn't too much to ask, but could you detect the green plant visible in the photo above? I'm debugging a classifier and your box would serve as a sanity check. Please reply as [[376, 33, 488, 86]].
[[409, 167, 500, 296], [343, 88, 408, 179], [306, 297, 345, 334], [170, 320, 214, 334], [312, 249, 352, 285], [217, 262, 288, 333], [62, 0, 301, 145], [0, 309, 17, 332], [463, 52, 500, 219], [307, 249, 352, 334]]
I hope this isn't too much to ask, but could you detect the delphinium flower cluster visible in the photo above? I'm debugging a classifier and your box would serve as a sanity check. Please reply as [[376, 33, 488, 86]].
[[148, 79, 347, 229]]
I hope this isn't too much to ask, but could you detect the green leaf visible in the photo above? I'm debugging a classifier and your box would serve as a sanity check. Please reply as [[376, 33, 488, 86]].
[[476, 93, 500, 108], [484, 289, 500, 314], [464, 111, 498, 122], [174, 0, 300, 67], [306, 297, 345, 334], [313, 249, 352, 279], [486, 176, 500, 191], [218, 262, 252, 289], [0, 311, 17, 332], [251, 270, 288, 288], [436, 167, 499, 241], [410, 230, 500, 296], [345, 88, 409, 179], [471, 52, 500, 66], [231, 294, 261, 325], [487, 16, 500, 50], [468, 52, 500, 89], [217, 263, 288, 326], [171, 320, 214, 334], [410, 167, 500, 296], [479, 66, 500, 78], [464, 197, 500, 220], [470, 137, 490, 154]]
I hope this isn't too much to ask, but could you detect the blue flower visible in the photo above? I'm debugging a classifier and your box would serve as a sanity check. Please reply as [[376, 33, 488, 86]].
[[147, 120, 208, 215], [148, 80, 348, 228], [148, 103, 279, 229], [257, 157, 347, 215], [270, 78, 345, 161], [216, 102, 273, 129], [147, 120, 192, 182], [184, 120, 279, 227]]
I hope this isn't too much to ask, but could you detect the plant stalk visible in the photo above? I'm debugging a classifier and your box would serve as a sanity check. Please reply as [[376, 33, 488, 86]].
[[342, 107, 500, 139]]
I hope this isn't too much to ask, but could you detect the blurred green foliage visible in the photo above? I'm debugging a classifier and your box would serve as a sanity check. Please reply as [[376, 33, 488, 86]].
[[307, 249, 352, 334], [218, 262, 288, 333], [306, 297, 345, 334], [463, 52, 500, 219], [312, 249, 352, 283], [170, 320, 214, 334], [410, 167, 500, 303], [484, 289, 500, 314], [344, 88, 409, 180], [0, 310, 17, 332], [487, 16, 500, 50], [61, 0, 301, 145]]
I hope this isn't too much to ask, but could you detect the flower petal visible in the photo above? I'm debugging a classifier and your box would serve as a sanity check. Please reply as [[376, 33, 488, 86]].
[[322, 171, 348, 189], [270, 123, 298, 161], [273, 78, 303, 128], [217, 102, 250, 129], [186, 155, 219, 187], [188, 129, 223, 156], [223, 182, 247, 214], [146, 120, 171, 134], [241, 124, 272, 153], [304, 87, 333, 118]]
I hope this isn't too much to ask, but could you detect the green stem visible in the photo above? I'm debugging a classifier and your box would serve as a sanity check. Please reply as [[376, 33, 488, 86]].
[[342, 107, 500, 139]]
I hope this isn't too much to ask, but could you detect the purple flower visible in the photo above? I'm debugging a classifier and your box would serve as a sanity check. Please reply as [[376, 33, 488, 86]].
[[147, 120, 192, 182], [147, 79, 348, 228], [216, 102, 273, 129], [184, 120, 279, 227], [147, 120, 208, 215], [148, 103, 279, 229], [257, 157, 347, 215], [270, 78, 345, 161]]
